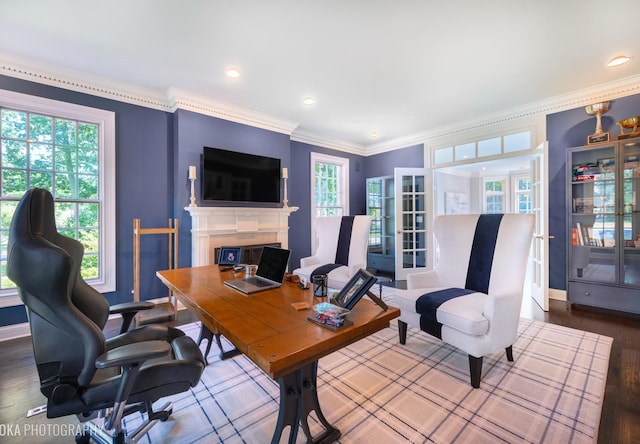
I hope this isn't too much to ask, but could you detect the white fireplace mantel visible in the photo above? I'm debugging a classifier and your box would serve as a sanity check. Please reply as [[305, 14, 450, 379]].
[[185, 206, 298, 266]]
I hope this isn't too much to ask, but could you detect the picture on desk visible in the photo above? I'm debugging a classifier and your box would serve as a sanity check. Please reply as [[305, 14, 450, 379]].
[[218, 246, 242, 265], [333, 268, 377, 310]]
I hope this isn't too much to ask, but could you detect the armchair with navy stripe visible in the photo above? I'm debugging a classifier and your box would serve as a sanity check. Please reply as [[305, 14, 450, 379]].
[[294, 215, 372, 291], [390, 213, 534, 388]]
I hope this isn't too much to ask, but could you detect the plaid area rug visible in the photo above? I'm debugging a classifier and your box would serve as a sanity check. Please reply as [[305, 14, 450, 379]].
[[125, 318, 612, 443]]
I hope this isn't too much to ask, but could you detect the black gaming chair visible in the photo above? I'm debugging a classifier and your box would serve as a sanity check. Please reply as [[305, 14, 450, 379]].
[[7, 188, 205, 443]]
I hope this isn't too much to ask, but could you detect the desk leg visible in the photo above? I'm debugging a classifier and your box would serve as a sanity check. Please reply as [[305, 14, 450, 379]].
[[272, 361, 341, 444], [197, 324, 240, 365]]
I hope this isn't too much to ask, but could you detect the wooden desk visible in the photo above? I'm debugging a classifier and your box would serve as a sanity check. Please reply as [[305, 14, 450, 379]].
[[156, 266, 400, 444]]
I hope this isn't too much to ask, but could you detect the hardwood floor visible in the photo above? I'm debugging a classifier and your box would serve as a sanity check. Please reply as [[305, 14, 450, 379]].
[[0, 302, 638, 443]]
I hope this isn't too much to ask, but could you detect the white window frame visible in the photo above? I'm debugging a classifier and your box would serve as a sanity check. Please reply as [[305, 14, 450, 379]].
[[309, 152, 349, 255], [0, 89, 115, 307], [512, 173, 532, 214], [482, 175, 509, 214]]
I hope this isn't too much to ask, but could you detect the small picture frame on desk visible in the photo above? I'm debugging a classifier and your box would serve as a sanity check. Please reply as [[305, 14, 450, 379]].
[[218, 246, 242, 266], [332, 268, 377, 310]]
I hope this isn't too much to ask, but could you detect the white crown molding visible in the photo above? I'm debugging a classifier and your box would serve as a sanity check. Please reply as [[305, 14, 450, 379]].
[[368, 74, 640, 154], [166, 87, 299, 135], [0, 54, 300, 136], [291, 129, 367, 156], [2, 54, 639, 156], [0, 53, 171, 111]]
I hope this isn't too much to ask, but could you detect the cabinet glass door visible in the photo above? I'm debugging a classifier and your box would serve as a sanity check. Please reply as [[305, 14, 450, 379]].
[[621, 140, 640, 285], [569, 145, 616, 283]]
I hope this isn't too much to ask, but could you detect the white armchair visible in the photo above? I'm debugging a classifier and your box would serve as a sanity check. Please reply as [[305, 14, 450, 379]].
[[294, 215, 371, 290], [390, 213, 534, 388]]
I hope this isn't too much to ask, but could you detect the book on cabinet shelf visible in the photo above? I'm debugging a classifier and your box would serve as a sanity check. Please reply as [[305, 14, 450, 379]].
[[574, 223, 606, 247]]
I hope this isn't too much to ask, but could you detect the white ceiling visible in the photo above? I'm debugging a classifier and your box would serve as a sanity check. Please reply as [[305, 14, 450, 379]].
[[0, 0, 638, 150]]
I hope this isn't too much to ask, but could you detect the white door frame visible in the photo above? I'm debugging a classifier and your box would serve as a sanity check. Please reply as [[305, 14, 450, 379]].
[[530, 142, 550, 311]]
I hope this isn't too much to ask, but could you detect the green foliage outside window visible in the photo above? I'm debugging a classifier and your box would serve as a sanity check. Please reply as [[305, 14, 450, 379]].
[[314, 161, 342, 217], [0, 108, 100, 290]]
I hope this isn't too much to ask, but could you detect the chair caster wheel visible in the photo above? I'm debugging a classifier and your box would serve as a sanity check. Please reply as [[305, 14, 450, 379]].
[[160, 409, 173, 421], [75, 432, 90, 444]]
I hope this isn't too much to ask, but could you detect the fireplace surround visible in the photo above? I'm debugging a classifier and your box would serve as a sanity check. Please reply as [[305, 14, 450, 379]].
[[185, 206, 298, 266]]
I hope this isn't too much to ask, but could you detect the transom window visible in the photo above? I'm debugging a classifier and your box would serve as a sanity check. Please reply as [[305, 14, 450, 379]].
[[0, 89, 115, 301]]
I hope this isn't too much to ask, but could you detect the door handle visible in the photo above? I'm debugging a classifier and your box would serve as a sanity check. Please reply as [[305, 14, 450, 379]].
[[534, 234, 555, 239]]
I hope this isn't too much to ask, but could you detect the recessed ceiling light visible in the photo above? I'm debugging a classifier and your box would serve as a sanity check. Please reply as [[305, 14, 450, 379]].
[[607, 55, 631, 67], [303, 96, 316, 106], [225, 67, 241, 78], [369, 131, 379, 139]]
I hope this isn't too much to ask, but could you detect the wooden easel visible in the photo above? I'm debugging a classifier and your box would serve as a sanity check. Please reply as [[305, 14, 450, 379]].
[[133, 218, 178, 326]]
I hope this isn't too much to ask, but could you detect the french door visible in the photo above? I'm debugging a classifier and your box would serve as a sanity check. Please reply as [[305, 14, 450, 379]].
[[530, 142, 550, 311], [394, 168, 429, 280]]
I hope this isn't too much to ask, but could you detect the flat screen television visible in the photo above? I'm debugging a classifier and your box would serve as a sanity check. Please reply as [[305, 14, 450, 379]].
[[202, 147, 281, 204]]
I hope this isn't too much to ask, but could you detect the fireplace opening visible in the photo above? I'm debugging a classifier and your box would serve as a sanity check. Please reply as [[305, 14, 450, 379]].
[[213, 243, 282, 265]]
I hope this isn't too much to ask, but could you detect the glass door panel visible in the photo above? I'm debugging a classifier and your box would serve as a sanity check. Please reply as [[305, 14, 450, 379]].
[[568, 144, 617, 284], [621, 140, 640, 285], [395, 168, 428, 279]]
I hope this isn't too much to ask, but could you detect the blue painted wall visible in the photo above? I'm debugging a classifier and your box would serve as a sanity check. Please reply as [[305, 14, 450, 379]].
[[547, 92, 640, 290], [365, 143, 424, 177]]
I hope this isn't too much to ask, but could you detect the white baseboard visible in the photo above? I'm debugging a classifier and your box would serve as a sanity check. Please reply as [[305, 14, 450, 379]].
[[549, 288, 567, 302], [0, 298, 187, 343]]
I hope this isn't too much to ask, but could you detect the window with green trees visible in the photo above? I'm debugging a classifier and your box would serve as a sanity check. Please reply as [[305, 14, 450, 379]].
[[1, 107, 101, 291]]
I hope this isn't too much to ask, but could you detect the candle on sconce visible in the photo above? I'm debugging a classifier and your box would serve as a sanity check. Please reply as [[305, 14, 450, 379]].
[[188, 165, 197, 207], [282, 167, 288, 179]]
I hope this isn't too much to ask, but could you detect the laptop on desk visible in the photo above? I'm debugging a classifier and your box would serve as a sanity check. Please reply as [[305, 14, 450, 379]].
[[224, 246, 291, 294]]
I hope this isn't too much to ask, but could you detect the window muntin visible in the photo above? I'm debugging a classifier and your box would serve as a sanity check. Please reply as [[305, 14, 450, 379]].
[[514, 175, 532, 214], [484, 178, 507, 214], [0, 89, 115, 303], [311, 153, 349, 218], [1, 108, 100, 288], [367, 178, 382, 247]]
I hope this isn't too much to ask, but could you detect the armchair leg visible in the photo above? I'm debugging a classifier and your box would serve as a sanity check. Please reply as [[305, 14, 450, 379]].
[[398, 320, 407, 345], [505, 345, 514, 362], [468, 355, 483, 388]]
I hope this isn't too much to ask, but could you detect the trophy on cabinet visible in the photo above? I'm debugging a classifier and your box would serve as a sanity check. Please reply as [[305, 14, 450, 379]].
[[617, 116, 640, 141], [585, 102, 610, 144]]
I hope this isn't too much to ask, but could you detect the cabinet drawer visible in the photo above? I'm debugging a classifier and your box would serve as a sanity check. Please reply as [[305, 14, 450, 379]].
[[568, 281, 640, 314]]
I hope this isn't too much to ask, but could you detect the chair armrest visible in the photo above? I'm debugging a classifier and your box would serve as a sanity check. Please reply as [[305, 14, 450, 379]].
[[98, 340, 171, 430], [483, 292, 521, 343], [95, 340, 170, 369], [109, 301, 155, 334], [300, 256, 321, 268], [347, 263, 366, 278], [407, 270, 440, 289], [109, 301, 155, 315]]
